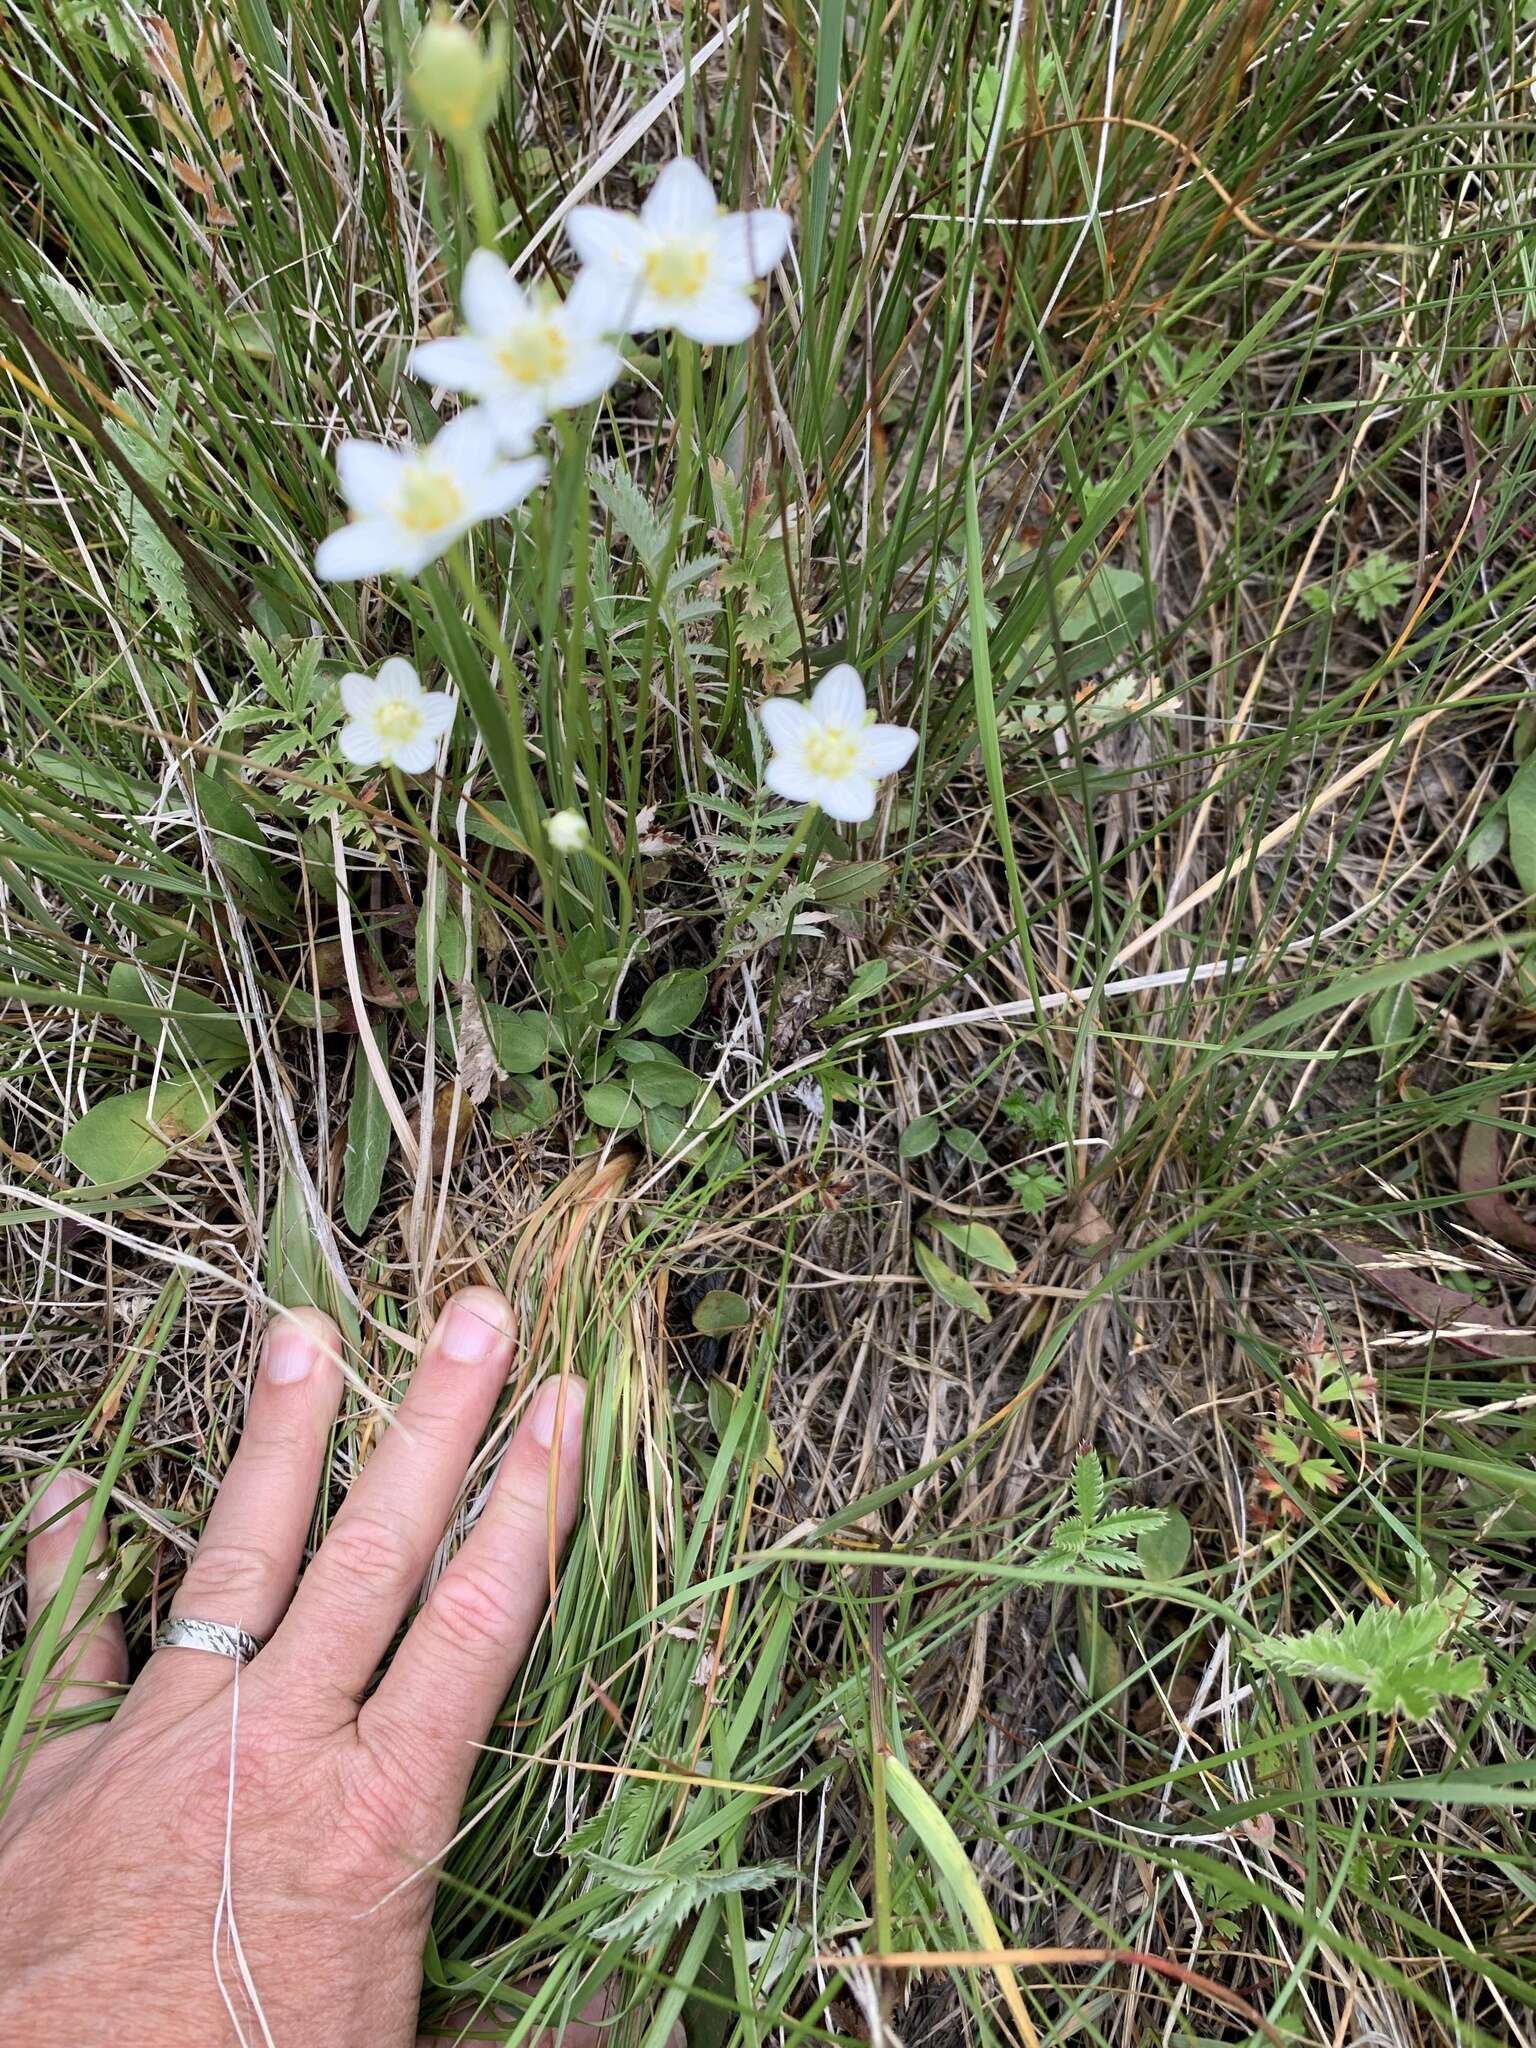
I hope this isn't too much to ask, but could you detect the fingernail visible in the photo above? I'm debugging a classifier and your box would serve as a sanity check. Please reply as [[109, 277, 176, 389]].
[[265, 1319, 318, 1384], [528, 1375, 585, 1451], [30, 1468, 93, 1533], [436, 1290, 513, 1366]]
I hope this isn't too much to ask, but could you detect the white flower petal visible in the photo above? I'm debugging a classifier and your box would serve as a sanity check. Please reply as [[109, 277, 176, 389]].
[[560, 268, 617, 336], [430, 408, 495, 476], [859, 722, 919, 775], [391, 733, 442, 775], [817, 777, 878, 824], [810, 664, 866, 728], [409, 336, 495, 392], [335, 441, 404, 515], [415, 691, 457, 739], [339, 717, 387, 767], [375, 656, 421, 698], [764, 756, 823, 807], [713, 209, 793, 285], [547, 340, 624, 410], [461, 248, 524, 333], [472, 455, 548, 520], [315, 519, 406, 581], [565, 205, 646, 277], [339, 671, 379, 717], [759, 698, 815, 752], [486, 393, 547, 454], [671, 285, 760, 346], [642, 158, 720, 233]]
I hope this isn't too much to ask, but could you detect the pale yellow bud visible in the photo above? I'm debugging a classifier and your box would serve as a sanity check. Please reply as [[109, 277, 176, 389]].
[[408, 10, 508, 144]]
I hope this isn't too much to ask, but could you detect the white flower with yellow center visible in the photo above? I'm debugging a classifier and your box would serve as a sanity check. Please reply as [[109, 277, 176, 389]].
[[408, 251, 623, 453], [338, 658, 455, 774], [759, 666, 918, 824], [565, 158, 792, 345], [314, 411, 546, 581]]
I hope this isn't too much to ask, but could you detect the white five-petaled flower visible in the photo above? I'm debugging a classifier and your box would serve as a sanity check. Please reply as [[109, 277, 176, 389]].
[[315, 411, 546, 581], [409, 251, 624, 454], [338, 657, 455, 774], [566, 158, 792, 345], [759, 666, 917, 824]]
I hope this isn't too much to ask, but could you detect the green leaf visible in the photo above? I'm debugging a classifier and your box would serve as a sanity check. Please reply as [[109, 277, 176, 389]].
[[489, 1076, 559, 1139], [1076, 1591, 1123, 1699], [584, 1080, 644, 1131], [107, 962, 246, 1066], [692, 1288, 751, 1334], [342, 1025, 390, 1235], [415, 882, 468, 992], [944, 1126, 989, 1164], [1369, 982, 1418, 1052], [192, 772, 295, 927], [485, 1006, 555, 1075], [628, 1063, 705, 1109], [847, 959, 890, 1002], [1072, 1448, 1107, 1524], [882, 1756, 1035, 2043], [1464, 808, 1507, 871], [898, 1114, 941, 1159], [927, 1214, 1016, 1274], [1250, 1600, 1486, 1721], [1137, 1508, 1191, 1580], [633, 968, 709, 1036], [914, 1236, 991, 1321], [1509, 753, 1536, 898], [62, 1075, 216, 1185]]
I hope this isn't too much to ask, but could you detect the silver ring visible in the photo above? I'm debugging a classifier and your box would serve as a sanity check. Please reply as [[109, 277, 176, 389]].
[[156, 1617, 263, 1665]]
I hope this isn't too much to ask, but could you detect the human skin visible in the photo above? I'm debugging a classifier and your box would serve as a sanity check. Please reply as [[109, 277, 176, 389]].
[[0, 1288, 597, 2047]]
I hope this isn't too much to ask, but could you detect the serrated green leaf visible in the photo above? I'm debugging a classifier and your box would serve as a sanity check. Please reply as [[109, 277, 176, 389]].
[[62, 1074, 217, 1185], [634, 968, 709, 1036], [342, 1024, 390, 1235], [1251, 1600, 1486, 1721], [927, 1214, 1017, 1274], [1072, 1448, 1106, 1524], [914, 1235, 991, 1321]]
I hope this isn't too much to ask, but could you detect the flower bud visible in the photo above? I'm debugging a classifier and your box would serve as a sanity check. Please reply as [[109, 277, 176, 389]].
[[546, 809, 590, 853], [408, 9, 508, 144]]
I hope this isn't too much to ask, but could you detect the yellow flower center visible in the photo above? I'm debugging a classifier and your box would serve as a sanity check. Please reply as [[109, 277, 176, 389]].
[[497, 317, 570, 386], [395, 466, 466, 534], [643, 238, 712, 301], [803, 726, 860, 778], [373, 698, 424, 746]]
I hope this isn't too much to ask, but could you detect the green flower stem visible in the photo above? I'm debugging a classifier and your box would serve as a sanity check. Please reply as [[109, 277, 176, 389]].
[[623, 337, 699, 900], [718, 801, 817, 955], [442, 545, 550, 905], [460, 135, 500, 250]]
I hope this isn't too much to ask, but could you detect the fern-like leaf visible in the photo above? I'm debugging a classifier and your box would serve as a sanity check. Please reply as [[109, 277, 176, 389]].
[[1251, 1600, 1485, 1721]]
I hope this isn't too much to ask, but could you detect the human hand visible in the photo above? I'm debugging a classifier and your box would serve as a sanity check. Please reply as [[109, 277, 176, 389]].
[[0, 1288, 588, 2047]]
